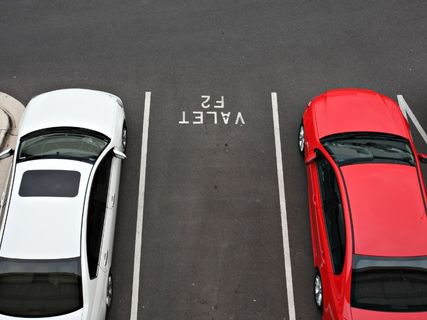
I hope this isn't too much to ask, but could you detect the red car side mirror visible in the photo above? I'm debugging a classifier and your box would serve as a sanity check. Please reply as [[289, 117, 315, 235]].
[[418, 153, 427, 164], [305, 150, 317, 164]]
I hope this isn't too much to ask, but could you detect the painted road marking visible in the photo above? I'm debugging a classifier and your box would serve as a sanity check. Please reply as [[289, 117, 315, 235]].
[[179, 95, 245, 126], [397, 95, 427, 144], [130, 91, 151, 320], [271, 92, 296, 320]]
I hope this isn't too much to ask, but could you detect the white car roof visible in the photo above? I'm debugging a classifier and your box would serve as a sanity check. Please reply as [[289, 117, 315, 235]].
[[19, 89, 122, 138], [0, 159, 92, 259]]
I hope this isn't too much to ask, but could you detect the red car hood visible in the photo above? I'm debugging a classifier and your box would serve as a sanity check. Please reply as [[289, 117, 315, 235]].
[[312, 89, 410, 139], [351, 307, 427, 319]]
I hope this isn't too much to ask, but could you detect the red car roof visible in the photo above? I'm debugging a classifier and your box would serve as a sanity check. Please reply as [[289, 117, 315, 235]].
[[341, 163, 427, 257], [312, 89, 410, 139]]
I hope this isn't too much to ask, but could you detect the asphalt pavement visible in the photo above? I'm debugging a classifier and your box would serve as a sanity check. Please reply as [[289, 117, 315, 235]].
[[1, 1, 427, 319]]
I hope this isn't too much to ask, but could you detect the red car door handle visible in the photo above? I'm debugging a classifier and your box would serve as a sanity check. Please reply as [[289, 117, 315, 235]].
[[313, 195, 318, 208]]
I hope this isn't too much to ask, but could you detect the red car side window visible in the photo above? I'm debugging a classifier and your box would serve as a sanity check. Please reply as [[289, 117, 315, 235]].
[[316, 154, 346, 274]]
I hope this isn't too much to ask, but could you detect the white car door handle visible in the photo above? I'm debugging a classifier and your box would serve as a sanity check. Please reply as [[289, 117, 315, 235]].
[[109, 194, 115, 208]]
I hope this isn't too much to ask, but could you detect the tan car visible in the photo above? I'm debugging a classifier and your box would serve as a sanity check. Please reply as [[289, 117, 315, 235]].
[[0, 93, 24, 209]]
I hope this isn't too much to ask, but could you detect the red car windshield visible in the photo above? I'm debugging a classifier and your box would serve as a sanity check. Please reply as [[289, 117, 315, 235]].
[[321, 133, 415, 166], [351, 255, 427, 312]]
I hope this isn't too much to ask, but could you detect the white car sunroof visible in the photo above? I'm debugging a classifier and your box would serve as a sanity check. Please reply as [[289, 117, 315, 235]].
[[19, 170, 81, 197]]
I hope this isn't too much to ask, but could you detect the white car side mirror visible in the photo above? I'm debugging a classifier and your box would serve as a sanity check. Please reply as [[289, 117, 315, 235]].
[[0, 148, 14, 160], [113, 148, 126, 160]]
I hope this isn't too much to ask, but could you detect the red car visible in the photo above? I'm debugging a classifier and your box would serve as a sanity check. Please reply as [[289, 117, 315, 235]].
[[299, 89, 427, 320]]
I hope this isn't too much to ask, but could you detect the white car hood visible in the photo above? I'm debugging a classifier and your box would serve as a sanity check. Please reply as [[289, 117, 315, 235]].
[[0, 309, 82, 320], [19, 89, 122, 138]]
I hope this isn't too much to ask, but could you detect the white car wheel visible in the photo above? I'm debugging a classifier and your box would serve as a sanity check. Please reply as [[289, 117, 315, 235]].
[[122, 123, 127, 152], [106, 274, 113, 309]]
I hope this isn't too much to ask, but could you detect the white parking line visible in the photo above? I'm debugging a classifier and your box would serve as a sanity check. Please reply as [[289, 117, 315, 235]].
[[130, 91, 151, 320], [271, 92, 296, 320], [397, 95, 427, 144]]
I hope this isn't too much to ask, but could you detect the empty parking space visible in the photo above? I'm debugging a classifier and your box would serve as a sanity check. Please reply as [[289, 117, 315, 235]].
[[134, 90, 290, 320]]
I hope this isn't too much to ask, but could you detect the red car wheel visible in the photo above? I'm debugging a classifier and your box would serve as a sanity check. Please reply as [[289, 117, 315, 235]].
[[314, 270, 323, 312], [298, 123, 305, 155]]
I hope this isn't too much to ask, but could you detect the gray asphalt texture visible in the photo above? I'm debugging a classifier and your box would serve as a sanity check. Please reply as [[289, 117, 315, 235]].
[[1, 1, 427, 319]]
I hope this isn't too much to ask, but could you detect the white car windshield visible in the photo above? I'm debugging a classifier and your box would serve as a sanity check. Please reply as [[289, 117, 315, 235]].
[[18, 128, 110, 164], [0, 257, 83, 317]]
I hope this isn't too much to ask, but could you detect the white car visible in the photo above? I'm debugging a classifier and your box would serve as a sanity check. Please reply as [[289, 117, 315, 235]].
[[0, 89, 126, 319]]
